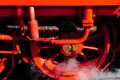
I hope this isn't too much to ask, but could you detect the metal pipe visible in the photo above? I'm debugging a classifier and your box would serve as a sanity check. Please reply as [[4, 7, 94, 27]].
[[50, 28, 90, 44], [0, 42, 20, 55], [0, 34, 13, 40], [0, 34, 27, 41], [82, 7, 94, 27], [7, 25, 97, 33], [28, 6, 39, 39], [0, 50, 18, 54], [50, 7, 94, 44], [37, 28, 90, 44], [3, 42, 15, 80], [29, 6, 35, 21], [17, 6, 25, 36], [84, 7, 93, 20]]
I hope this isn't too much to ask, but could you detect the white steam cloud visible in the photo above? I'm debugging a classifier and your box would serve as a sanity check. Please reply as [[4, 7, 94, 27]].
[[55, 58, 120, 80]]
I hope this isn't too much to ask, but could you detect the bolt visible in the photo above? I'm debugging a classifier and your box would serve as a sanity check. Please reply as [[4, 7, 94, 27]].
[[18, 60, 22, 64], [18, 51, 21, 54]]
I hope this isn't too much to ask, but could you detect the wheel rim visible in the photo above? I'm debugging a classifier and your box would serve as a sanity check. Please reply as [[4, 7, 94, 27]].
[[31, 25, 111, 79]]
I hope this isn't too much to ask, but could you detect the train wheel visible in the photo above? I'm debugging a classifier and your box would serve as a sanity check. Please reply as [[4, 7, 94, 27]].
[[31, 25, 115, 80]]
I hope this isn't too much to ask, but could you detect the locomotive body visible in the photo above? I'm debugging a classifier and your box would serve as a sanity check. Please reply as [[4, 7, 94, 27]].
[[0, 0, 120, 80]]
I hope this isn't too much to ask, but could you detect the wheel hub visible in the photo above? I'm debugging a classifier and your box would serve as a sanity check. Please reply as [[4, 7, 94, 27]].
[[62, 44, 84, 56]]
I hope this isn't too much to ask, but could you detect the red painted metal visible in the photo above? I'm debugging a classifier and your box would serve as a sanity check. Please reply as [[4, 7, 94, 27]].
[[29, 7, 39, 39], [61, 43, 98, 57], [0, 34, 27, 41], [0, 34, 13, 40], [28, 6, 113, 80], [3, 58, 14, 80], [96, 26, 110, 69], [0, 42, 20, 76], [0, 58, 7, 73], [0, 51, 18, 54], [0, 0, 119, 6], [30, 6, 58, 78], [100, 26, 116, 71], [29, 7, 36, 21], [82, 7, 94, 27], [1, 42, 20, 80], [3, 49, 15, 80], [43, 7, 94, 45], [0, 43, 20, 55], [17, 6, 25, 36], [31, 25, 111, 79], [0, 4, 117, 80], [28, 27, 89, 44], [43, 28, 90, 44], [0, 7, 119, 17]]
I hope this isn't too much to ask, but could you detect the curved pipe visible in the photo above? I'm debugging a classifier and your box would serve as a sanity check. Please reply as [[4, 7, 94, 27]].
[[37, 28, 90, 45], [50, 28, 90, 44]]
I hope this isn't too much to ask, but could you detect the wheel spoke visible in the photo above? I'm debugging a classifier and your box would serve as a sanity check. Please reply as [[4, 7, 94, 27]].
[[49, 53, 59, 65], [44, 54, 59, 70], [40, 46, 57, 49], [84, 45, 99, 50], [77, 52, 87, 61], [87, 32, 102, 41]]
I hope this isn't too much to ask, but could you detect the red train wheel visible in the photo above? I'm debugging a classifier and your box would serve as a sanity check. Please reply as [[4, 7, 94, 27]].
[[31, 25, 114, 79]]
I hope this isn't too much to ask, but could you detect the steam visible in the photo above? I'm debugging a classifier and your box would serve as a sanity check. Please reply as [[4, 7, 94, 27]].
[[55, 58, 79, 73], [27, 58, 120, 80], [55, 58, 120, 80]]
